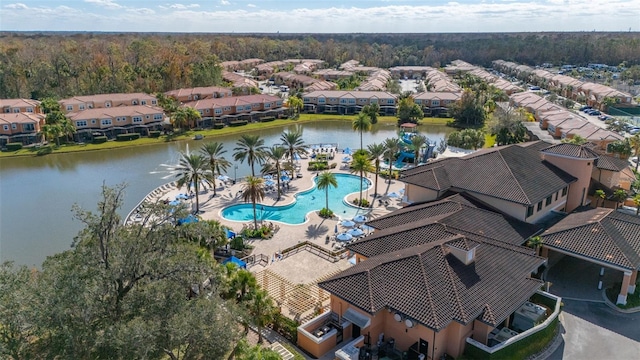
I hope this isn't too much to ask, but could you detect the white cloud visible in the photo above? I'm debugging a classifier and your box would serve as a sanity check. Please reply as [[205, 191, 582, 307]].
[[161, 3, 200, 10], [84, 0, 123, 10], [247, 4, 256, 8], [220, 0, 230, 5], [127, 7, 155, 15], [4, 3, 28, 10]]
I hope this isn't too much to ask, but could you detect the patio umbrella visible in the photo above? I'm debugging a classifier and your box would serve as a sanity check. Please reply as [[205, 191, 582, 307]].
[[176, 193, 189, 200], [353, 215, 367, 223], [347, 228, 364, 237], [336, 233, 353, 242], [217, 175, 230, 182], [169, 200, 181, 206], [178, 214, 199, 225], [343, 147, 352, 155], [342, 156, 351, 163], [280, 175, 290, 182], [334, 224, 339, 234], [361, 224, 375, 233], [265, 180, 275, 187], [263, 175, 273, 180], [293, 153, 301, 161], [341, 220, 356, 228], [387, 192, 400, 199]]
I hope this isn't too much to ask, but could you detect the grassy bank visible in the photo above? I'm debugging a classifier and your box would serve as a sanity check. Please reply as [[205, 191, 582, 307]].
[[0, 115, 452, 158]]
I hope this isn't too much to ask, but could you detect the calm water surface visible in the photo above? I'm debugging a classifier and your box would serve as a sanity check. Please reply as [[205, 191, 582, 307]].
[[0, 121, 451, 266]]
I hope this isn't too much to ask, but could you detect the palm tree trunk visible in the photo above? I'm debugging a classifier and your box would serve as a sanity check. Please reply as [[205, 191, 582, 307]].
[[325, 187, 329, 211], [276, 165, 281, 201], [360, 129, 363, 150], [374, 162, 379, 198], [194, 180, 200, 213], [252, 200, 258, 230], [359, 170, 363, 206]]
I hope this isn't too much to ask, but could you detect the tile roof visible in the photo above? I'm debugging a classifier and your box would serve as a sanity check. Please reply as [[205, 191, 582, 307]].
[[540, 143, 600, 159], [364, 194, 541, 247], [595, 155, 631, 172], [320, 236, 544, 330], [0, 98, 40, 108], [541, 208, 640, 270], [67, 105, 164, 120], [0, 112, 44, 124], [401, 143, 576, 205]]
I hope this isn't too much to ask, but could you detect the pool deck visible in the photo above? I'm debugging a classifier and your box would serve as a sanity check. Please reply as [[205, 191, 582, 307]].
[[140, 151, 407, 282]]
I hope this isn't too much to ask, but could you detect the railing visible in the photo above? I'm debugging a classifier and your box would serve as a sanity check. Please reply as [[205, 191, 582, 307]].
[[281, 241, 348, 263], [465, 290, 562, 359], [241, 253, 269, 269], [124, 181, 176, 225]]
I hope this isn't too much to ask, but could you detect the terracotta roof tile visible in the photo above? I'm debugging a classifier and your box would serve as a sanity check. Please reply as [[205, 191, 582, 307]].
[[541, 143, 600, 159], [595, 155, 630, 172]]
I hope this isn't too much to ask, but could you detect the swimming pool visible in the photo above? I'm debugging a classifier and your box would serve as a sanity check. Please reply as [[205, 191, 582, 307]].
[[221, 173, 371, 225]]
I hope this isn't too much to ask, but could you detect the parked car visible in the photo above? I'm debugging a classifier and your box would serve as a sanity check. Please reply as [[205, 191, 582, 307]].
[[598, 115, 612, 121], [579, 105, 592, 111], [630, 128, 640, 135], [586, 110, 601, 116]]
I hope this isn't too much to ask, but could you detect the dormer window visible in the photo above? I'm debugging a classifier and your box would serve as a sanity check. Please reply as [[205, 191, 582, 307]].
[[446, 239, 479, 265]]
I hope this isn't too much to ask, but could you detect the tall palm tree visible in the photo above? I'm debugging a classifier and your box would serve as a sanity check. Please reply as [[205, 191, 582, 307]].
[[350, 153, 374, 207], [241, 176, 265, 230], [384, 138, 401, 186], [409, 134, 427, 164], [280, 126, 308, 178], [352, 112, 372, 151], [231, 269, 258, 303], [286, 95, 303, 117], [172, 107, 202, 130], [316, 171, 338, 214], [200, 142, 231, 197], [174, 152, 212, 214], [262, 146, 287, 200], [41, 123, 62, 146], [59, 118, 76, 143], [234, 134, 266, 177], [367, 143, 386, 198], [362, 103, 380, 124], [247, 288, 276, 344]]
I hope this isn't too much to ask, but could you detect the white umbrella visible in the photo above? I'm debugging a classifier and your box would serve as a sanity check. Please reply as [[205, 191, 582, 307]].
[[353, 215, 367, 223], [336, 233, 353, 242], [347, 228, 364, 237], [341, 220, 356, 228], [361, 224, 375, 232]]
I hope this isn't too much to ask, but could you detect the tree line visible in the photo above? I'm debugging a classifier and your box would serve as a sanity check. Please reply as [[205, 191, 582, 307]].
[[1, 32, 639, 99]]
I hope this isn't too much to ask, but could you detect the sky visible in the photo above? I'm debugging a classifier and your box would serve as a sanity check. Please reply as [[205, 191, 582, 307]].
[[1, 0, 639, 33]]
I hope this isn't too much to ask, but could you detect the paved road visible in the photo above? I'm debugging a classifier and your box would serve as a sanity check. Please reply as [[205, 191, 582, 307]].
[[548, 300, 640, 359]]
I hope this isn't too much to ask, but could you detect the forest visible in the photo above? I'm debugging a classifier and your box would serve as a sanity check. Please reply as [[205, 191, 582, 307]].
[[1, 31, 639, 99]]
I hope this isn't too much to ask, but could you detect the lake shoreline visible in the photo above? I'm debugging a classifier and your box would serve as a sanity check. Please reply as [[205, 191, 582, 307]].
[[0, 115, 452, 159]]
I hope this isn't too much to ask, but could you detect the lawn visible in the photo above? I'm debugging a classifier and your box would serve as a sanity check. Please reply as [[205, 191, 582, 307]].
[[606, 281, 640, 309], [0, 114, 452, 158]]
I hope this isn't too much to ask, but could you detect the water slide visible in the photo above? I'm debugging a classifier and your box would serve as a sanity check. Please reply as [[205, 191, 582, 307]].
[[395, 151, 414, 168]]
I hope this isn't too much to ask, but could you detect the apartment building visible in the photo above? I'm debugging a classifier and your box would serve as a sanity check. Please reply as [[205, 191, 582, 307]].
[[59, 93, 158, 114], [165, 86, 233, 103], [182, 94, 285, 127], [67, 105, 165, 140], [302, 90, 398, 115]]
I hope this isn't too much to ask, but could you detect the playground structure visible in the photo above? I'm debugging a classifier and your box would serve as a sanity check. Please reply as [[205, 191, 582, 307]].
[[391, 130, 436, 169]]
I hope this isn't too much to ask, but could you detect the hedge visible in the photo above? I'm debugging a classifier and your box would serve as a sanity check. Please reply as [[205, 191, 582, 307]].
[[149, 130, 161, 138], [229, 120, 248, 127], [259, 116, 276, 122], [213, 123, 224, 129], [92, 136, 108, 144], [116, 133, 141, 141], [5, 143, 22, 151]]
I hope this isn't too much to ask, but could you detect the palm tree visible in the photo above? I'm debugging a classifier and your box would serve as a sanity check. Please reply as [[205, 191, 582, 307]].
[[409, 134, 427, 164], [367, 143, 385, 198], [526, 236, 543, 256], [247, 288, 276, 343], [286, 95, 303, 117], [234, 134, 266, 177], [41, 123, 62, 146], [384, 138, 401, 185], [174, 152, 213, 214], [241, 176, 265, 230], [280, 127, 308, 178], [59, 118, 76, 143], [231, 269, 258, 303], [262, 146, 287, 200], [350, 153, 374, 207], [172, 107, 202, 130], [200, 142, 231, 197], [316, 171, 338, 214], [594, 189, 606, 207], [352, 112, 372, 151], [612, 189, 627, 210], [362, 103, 380, 124], [629, 134, 640, 172]]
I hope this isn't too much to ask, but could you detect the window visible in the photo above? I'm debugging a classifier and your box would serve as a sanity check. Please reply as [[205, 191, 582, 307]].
[[66, 105, 73, 111], [348, 99, 356, 104], [359, 98, 366, 103], [141, 100, 147, 105], [526, 206, 534, 218], [340, 99, 347, 104], [79, 105, 85, 110], [205, 109, 209, 114], [146, 115, 150, 119], [151, 100, 157, 105], [546, 195, 552, 206], [13, 108, 19, 113], [117, 117, 125, 122], [555, 193, 558, 201], [4, 108, 10, 113], [153, 114, 163, 120], [132, 116, 142, 123], [318, 98, 326, 104], [3, 124, 9, 131], [370, 99, 378, 104], [26, 107, 33, 113], [76, 120, 87, 127], [23, 123, 35, 131], [214, 109, 222, 115], [303, 97, 310, 102], [265, 103, 271, 108], [91, 119, 96, 124], [105, 102, 111, 108], [276, 101, 283, 106], [252, 103, 259, 108], [432, 100, 440, 106], [562, 187, 568, 196], [223, 106, 231, 111], [537, 201, 543, 212], [132, 100, 139, 105], [101, 119, 112, 126], [11, 124, 17, 129], [415, 99, 422, 104], [387, 99, 394, 104]]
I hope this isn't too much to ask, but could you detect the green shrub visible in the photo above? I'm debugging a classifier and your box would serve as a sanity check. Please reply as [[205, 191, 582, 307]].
[[149, 130, 161, 138], [319, 208, 334, 218], [271, 312, 300, 343], [308, 161, 329, 171], [116, 133, 141, 141], [259, 116, 276, 122], [352, 198, 370, 207], [36, 146, 53, 156], [229, 120, 248, 127], [241, 225, 273, 239], [92, 136, 108, 144], [5, 142, 22, 151], [213, 123, 224, 129]]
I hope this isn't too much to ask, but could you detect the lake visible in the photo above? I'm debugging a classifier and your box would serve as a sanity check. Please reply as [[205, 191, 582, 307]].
[[0, 121, 451, 266]]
